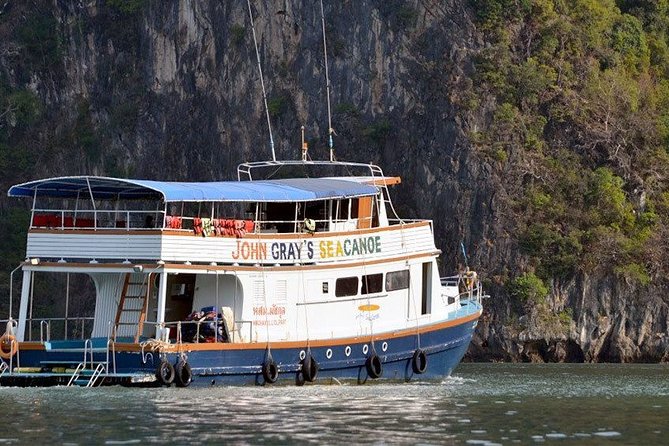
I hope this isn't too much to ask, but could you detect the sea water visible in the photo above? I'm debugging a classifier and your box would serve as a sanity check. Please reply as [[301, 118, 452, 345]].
[[0, 363, 667, 444]]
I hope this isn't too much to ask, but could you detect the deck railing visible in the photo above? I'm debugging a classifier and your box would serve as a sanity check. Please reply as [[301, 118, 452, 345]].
[[441, 275, 485, 306], [29, 209, 385, 235], [30, 209, 165, 231], [151, 319, 253, 344], [13, 317, 96, 341]]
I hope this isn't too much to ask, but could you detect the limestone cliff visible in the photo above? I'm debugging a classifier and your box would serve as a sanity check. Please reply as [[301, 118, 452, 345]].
[[1, 0, 668, 362]]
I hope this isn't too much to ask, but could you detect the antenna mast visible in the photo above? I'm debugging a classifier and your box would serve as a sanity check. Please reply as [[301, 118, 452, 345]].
[[319, 0, 334, 161], [247, 0, 276, 161]]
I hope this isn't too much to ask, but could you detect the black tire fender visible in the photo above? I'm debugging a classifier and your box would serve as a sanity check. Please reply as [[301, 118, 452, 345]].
[[156, 360, 175, 386], [262, 359, 279, 384], [301, 353, 319, 383], [174, 361, 193, 387], [411, 349, 428, 374], [366, 353, 383, 379]]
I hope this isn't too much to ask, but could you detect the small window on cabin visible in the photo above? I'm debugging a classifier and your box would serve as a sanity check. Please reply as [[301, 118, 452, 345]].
[[335, 277, 358, 297], [322, 282, 329, 294], [361, 273, 383, 294], [386, 270, 410, 291]]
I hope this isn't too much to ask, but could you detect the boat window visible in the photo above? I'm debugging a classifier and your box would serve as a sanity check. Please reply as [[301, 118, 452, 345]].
[[322, 282, 329, 294], [301, 201, 327, 231], [349, 199, 359, 218], [335, 277, 358, 297], [334, 199, 348, 220], [361, 273, 383, 294], [263, 202, 296, 233], [386, 270, 410, 291]]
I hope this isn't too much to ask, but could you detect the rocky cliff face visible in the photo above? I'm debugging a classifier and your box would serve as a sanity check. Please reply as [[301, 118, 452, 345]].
[[1, 0, 668, 362]]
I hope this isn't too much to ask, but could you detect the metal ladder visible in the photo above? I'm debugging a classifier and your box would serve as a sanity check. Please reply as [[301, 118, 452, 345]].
[[66, 339, 109, 387]]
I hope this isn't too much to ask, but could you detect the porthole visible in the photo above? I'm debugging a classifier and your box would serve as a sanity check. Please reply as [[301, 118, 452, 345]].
[[299, 350, 306, 360], [326, 349, 333, 359], [362, 344, 369, 355], [345, 346, 351, 357], [382, 341, 388, 352]]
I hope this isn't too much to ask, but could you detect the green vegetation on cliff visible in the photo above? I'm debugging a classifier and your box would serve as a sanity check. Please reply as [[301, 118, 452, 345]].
[[470, 0, 669, 294]]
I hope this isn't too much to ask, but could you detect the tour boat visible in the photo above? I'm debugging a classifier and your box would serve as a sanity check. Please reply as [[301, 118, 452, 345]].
[[0, 159, 483, 387]]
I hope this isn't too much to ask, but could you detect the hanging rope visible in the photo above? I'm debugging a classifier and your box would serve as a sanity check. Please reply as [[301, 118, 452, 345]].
[[247, 0, 276, 161], [319, 0, 335, 161]]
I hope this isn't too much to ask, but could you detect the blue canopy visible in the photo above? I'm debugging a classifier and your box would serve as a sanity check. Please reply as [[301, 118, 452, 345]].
[[7, 176, 379, 202]]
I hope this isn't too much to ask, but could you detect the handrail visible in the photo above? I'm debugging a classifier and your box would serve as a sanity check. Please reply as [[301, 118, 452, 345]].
[[106, 339, 116, 375], [83, 339, 93, 369], [67, 362, 84, 387], [0, 361, 8, 377], [86, 363, 106, 387], [237, 159, 388, 181], [40, 320, 50, 343]]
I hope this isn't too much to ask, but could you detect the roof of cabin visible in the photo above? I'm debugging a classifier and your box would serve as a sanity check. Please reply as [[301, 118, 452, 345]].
[[7, 176, 379, 203]]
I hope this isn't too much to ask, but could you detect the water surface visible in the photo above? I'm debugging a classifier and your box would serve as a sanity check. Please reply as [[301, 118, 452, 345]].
[[1, 363, 667, 444]]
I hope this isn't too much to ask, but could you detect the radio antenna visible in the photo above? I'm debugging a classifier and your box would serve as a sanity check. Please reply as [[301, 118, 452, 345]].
[[319, 0, 334, 161], [247, 0, 276, 161]]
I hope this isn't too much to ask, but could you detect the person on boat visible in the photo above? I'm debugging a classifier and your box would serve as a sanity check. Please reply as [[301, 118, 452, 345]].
[[464, 267, 478, 291]]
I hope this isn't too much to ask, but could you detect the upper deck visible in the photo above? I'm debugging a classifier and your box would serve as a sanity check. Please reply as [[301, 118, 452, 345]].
[[9, 162, 438, 266]]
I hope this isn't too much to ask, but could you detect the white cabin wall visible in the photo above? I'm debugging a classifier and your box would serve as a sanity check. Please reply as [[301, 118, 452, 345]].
[[241, 273, 293, 342], [286, 260, 420, 340]]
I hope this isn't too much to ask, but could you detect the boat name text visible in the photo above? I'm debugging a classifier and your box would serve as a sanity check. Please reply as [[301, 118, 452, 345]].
[[231, 236, 382, 261]]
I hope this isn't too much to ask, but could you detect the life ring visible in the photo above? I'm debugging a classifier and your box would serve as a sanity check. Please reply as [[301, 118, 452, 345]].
[[155, 360, 175, 386], [301, 352, 319, 383], [174, 361, 193, 387], [411, 349, 428, 374], [0, 333, 17, 359], [366, 353, 383, 379], [262, 359, 279, 384]]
